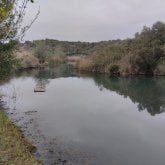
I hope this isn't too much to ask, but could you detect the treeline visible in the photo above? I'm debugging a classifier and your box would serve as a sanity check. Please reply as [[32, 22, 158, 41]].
[[78, 21, 165, 76], [12, 21, 165, 76], [14, 39, 99, 69]]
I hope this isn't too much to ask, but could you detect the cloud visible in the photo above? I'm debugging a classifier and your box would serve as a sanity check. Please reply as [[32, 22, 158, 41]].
[[23, 0, 165, 41]]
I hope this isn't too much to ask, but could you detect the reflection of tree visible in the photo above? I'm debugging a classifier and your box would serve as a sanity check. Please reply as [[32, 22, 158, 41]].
[[94, 75, 165, 116], [14, 64, 75, 80], [34, 65, 76, 88], [35, 70, 50, 88], [35, 64, 75, 79]]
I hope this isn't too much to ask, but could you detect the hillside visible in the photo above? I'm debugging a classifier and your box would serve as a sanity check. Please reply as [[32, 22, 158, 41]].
[[14, 21, 165, 76]]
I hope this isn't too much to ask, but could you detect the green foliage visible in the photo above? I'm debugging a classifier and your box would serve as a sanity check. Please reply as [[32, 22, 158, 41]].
[[0, 0, 38, 42], [107, 64, 119, 75], [90, 21, 165, 75], [15, 21, 165, 76], [135, 47, 160, 74], [136, 47, 156, 73], [152, 21, 165, 44], [0, 0, 37, 80], [0, 41, 18, 78], [14, 58, 23, 70], [48, 58, 65, 68], [34, 42, 48, 63]]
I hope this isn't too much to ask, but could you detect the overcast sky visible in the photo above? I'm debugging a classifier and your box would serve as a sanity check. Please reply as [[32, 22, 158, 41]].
[[23, 0, 165, 42]]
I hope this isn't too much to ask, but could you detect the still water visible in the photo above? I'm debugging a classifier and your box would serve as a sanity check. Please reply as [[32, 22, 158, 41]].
[[1, 65, 165, 165]]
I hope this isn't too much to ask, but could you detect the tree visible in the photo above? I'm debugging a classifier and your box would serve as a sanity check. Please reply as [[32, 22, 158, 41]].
[[0, 0, 39, 43], [152, 21, 165, 44], [0, 40, 19, 77], [135, 46, 165, 75], [34, 42, 48, 63], [0, 0, 38, 78]]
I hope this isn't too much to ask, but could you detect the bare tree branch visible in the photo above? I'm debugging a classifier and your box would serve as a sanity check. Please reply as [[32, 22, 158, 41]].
[[0, 0, 39, 43]]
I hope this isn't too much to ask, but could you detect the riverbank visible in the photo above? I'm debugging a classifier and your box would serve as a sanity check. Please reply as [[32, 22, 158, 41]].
[[0, 110, 41, 165], [14, 21, 165, 77]]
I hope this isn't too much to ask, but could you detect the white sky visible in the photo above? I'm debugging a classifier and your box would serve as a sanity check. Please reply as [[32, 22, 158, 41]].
[[23, 0, 165, 42]]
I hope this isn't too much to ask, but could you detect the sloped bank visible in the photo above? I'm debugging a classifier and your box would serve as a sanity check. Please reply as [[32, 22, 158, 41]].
[[0, 110, 41, 165]]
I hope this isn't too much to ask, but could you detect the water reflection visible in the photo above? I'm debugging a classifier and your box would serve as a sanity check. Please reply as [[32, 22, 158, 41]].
[[94, 75, 165, 116], [1, 66, 165, 165], [16, 67, 165, 116], [34, 70, 50, 90], [2, 65, 165, 117]]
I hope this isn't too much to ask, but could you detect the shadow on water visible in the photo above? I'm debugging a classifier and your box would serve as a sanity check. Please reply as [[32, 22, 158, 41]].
[[93, 75, 165, 116]]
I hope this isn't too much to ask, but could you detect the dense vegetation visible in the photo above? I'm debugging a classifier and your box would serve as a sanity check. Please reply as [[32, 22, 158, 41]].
[[79, 21, 165, 76], [1, 21, 165, 77], [0, 41, 18, 79], [17, 21, 165, 76], [0, 1, 42, 164], [0, 0, 37, 78]]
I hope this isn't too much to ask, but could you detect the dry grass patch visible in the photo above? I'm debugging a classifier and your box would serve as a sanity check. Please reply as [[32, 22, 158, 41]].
[[78, 58, 94, 71]]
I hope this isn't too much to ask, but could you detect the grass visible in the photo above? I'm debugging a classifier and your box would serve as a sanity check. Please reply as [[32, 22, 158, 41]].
[[0, 110, 41, 165]]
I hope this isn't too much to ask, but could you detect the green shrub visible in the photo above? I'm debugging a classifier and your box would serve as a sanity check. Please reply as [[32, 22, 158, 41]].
[[106, 64, 119, 75]]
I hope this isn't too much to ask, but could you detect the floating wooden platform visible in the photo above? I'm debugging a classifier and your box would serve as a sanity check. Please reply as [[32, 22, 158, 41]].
[[34, 86, 46, 92]]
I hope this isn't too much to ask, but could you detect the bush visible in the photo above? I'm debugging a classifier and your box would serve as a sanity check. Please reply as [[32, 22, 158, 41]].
[[106, 64, 119, 75], [48, 57, 65, 68], [134, 46, 165, 75], [34, 42, 47, 64], [154, 57, 165, 75], [78, 58, 94, 71]]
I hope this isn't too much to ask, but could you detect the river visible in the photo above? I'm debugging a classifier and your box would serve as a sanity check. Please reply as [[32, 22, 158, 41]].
[[0, 65, 165, 165]]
